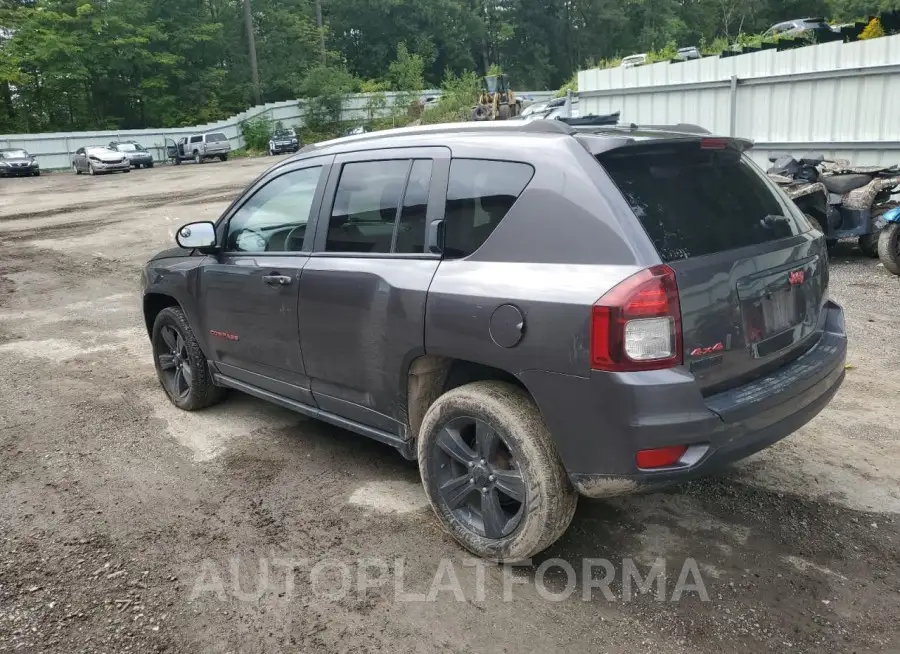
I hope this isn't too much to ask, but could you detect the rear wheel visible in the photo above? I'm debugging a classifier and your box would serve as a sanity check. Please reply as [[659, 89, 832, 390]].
[[859, 233, 880, 258], [498, 104, 511, 120], [878, 223, 900, 276], [417, 381, 577, 561], [152, 307, 226, 411], [219, 154, 228, 162]]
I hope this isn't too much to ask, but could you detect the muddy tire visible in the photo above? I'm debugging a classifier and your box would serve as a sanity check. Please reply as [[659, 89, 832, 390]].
[[858, 233, 880, 258], [878, 223, 900, 276], [151, 306, 226, 411], [417, 381, 577, 562]]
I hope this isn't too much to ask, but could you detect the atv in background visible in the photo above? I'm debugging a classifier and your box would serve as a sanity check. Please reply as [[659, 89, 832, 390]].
[[768, 154, 900, 261]]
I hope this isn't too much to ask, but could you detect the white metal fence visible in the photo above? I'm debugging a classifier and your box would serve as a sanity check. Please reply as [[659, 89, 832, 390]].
[[2, 90, 555, 170], [578, 35, 900, 167]]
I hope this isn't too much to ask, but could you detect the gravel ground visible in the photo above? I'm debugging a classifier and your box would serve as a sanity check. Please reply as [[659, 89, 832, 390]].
[[1, 161, 899, 653]]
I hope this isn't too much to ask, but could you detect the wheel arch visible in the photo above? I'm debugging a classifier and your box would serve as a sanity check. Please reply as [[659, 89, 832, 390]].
[[143, 293, 181, 339], [406, 355, 529, 441]]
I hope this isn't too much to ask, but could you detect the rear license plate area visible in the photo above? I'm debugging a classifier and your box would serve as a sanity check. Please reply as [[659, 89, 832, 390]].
[[737, 258, 820, 358]]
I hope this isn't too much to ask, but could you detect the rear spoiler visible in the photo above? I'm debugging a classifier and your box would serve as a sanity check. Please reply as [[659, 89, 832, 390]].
[[557, 114, 753, 152], [577, 132, 755, 156]]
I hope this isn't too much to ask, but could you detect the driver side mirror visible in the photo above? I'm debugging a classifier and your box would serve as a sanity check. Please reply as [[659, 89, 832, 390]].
[[176, 221, 218, 252]]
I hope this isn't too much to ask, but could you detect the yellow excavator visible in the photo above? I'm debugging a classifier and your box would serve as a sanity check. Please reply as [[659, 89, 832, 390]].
[[471, 74, 519, 121]]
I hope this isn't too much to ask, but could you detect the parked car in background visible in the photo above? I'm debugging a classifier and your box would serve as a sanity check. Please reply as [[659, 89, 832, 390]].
[[72, 146, 131, 176], [342, 125, 370, 137], [621, 53, 648, 68], [676, 46, 701, 61], [0, 148, 40, 177], [268, 127, 301, 156], [520, 101, 549, 117], [109, 141, 154, 169], [142, 119, 846, 561], [763, 17, 832, 39], [166, 132, 231, 165], [420, 95, 441, 111]]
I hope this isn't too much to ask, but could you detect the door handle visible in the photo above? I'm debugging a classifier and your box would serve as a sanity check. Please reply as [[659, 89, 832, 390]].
[[262, 274, 292, 286]]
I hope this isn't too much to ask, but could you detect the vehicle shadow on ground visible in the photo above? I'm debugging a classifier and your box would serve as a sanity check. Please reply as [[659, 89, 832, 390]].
[[531, 470, 900, 650]]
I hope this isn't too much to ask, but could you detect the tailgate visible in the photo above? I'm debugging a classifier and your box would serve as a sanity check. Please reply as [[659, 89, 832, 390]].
[[598, 138, 828, 394]]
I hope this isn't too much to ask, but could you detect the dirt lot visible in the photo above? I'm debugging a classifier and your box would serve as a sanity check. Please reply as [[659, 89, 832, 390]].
[[1, 161, 899, 653]]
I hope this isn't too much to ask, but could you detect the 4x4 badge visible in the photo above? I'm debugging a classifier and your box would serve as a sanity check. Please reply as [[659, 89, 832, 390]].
[[690, 342, 724, 357]]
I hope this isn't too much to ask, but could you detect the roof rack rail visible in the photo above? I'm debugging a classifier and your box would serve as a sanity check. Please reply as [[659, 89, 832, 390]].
[[519, 119, 576, 135]]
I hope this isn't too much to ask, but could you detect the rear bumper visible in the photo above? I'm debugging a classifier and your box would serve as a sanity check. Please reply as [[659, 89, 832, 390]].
[[519, 300, 847, 498]]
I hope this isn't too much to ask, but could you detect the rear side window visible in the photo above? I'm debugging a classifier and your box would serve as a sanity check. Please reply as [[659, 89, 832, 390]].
[[443, 159, 534, 259], [206, 133, 227, 143], [599, 144, 803, 263]]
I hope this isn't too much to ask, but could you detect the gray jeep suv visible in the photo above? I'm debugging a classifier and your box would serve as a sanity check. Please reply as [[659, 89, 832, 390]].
[[142, 120, 847, 560]]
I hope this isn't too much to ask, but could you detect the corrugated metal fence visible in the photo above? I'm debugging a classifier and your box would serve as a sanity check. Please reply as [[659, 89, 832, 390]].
[[2, 90, 555, 170], [578, 35, 900, 167]]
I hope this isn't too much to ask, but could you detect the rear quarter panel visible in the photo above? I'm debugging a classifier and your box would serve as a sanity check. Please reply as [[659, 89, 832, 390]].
[[424, 137, 650, 377]]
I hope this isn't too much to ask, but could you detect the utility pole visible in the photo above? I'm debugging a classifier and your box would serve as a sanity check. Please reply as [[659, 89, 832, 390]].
[[315, 0, 326, 65], [243, 0, 262, 105]]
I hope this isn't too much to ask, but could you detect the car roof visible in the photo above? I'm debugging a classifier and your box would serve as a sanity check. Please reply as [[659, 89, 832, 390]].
[[288, 118, 744, 162]]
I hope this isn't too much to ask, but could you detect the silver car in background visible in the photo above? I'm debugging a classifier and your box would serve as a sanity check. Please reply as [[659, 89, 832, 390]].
[[109, 141, 154, 169], [72, 146, 131, 176]]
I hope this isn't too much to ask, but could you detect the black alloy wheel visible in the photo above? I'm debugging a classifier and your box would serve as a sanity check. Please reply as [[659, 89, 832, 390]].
[[155, 323, 193, 401], [432, 416, 525, 539]]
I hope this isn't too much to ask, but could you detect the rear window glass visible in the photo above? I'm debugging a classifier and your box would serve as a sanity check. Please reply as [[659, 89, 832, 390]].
[[599, 144, 804, 262], [444, 159, 534, 259], [206, 133, 227, 143]]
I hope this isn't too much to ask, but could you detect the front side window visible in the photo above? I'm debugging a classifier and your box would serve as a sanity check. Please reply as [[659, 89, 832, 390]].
[[226, 167, 322, 253], [190, 136, 202, 144], [443, 159, 534, 259]]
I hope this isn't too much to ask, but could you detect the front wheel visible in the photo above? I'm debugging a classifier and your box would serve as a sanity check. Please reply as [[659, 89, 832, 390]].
[[32, 171, 40, 177], [194, 152, 202, 165], [152, 307, 226, 411], [73, 163, 81, 175], [878, 222, 900, 276], [859, 232, 880, 258], [88, 163, 96, 176], [174, 157, 181, 166], [219, 154, 228, 162], [417, 381, 577, 562]]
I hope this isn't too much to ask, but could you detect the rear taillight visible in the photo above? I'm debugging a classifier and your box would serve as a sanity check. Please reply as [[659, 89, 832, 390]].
[[590, 265, 682, 372]]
